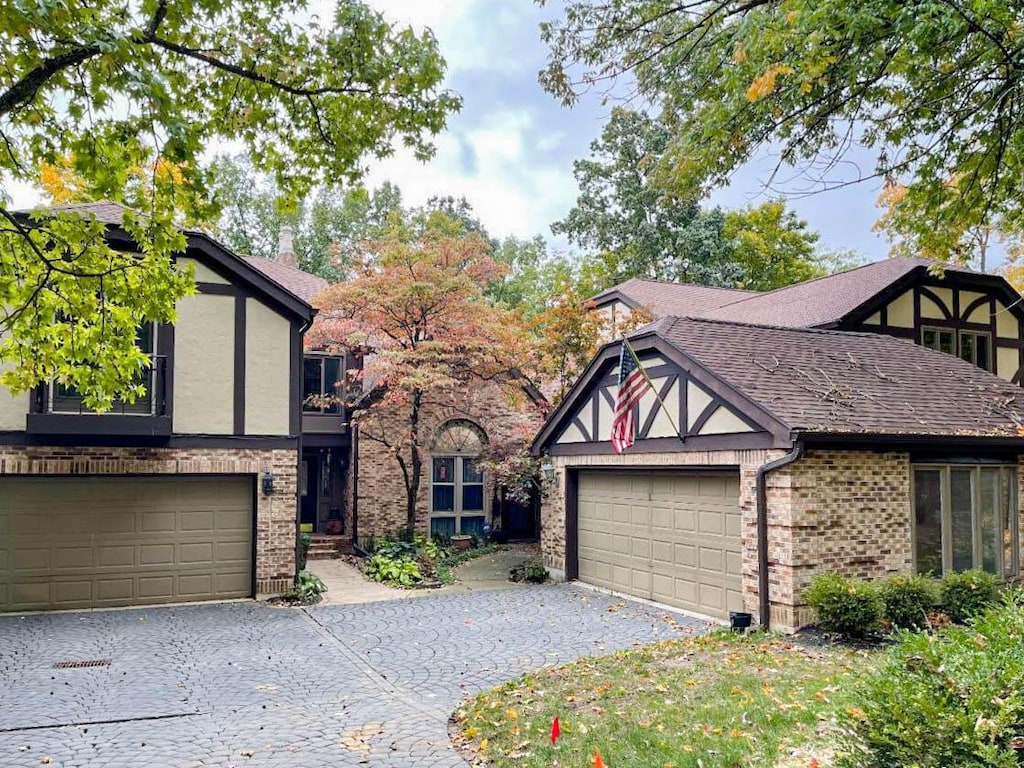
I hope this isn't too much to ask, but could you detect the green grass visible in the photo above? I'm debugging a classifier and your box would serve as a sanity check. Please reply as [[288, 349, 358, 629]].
[[453, 631, 880, 767]]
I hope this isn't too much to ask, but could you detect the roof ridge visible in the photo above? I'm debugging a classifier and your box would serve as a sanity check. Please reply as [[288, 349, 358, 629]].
[[664, 315, 911, 340]]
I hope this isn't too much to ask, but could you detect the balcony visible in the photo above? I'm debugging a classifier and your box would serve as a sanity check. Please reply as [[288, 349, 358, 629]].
[[27, 356, 172, 437]]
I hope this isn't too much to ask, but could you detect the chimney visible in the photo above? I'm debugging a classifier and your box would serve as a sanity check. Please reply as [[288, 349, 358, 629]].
[[277, 224, 297, 268]]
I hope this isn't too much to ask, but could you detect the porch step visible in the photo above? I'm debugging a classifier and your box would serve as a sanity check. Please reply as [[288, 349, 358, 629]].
[[305, 535, 348, 560]]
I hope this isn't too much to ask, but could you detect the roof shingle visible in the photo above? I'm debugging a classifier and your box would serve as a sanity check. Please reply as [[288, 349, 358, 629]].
[[592, 277, 755, 318], [651, 317, 1024, 437], [243, 256, 328, 303]]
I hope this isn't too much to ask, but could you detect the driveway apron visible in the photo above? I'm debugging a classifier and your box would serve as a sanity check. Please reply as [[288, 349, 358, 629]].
[[0, 585, 706, 767]]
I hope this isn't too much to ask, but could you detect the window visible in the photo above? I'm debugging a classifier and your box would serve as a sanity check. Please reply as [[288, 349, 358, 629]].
[[52, 322, 158, 415], [921, 327, 991, 371], [913, 464, 1019, 578], [429, 420, 488, 538], [302, 356, 343, 414]]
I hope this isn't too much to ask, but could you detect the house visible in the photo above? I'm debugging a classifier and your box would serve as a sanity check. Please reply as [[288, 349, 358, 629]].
[[533, 259, 1024, 631], [0, 203, 314, 612]]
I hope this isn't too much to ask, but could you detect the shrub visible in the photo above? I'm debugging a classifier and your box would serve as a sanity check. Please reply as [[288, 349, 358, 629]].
[[837, 592, 1024, 767], [940, 569, 999, 624], [510, 558, 549, 583], [364, 552, 422, 587], [280, 570, 327, 604], [804, 573, 884, 637], [298, 532, 312, 571], [879, 574, 939, 630]]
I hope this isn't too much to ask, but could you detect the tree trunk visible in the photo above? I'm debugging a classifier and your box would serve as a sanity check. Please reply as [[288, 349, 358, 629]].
[[405, 389, 423, 534]]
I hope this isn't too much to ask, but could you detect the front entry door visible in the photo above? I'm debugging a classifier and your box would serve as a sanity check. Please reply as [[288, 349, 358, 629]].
[[300, 459, 320, 531]]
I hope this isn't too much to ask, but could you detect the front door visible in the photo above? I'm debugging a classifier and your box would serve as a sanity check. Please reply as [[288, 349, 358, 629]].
[[300, 458, 320, 532]]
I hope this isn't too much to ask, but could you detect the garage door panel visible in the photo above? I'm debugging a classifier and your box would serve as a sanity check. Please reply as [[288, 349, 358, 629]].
[[578, 471, 741, 620], [1, 476, 254, 611]]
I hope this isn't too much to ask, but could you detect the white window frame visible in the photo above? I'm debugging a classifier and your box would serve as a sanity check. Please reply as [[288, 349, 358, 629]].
[[912, 463, 1019, 578], [920, 326, 992, 371]]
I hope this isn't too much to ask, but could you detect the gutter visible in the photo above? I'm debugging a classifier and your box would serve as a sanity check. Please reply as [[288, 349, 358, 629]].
[[754, 441, 804, 631]]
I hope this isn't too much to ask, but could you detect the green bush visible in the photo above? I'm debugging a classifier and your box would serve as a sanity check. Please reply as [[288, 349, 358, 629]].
[[838, 592, 1024, 767], [940, 569, 999, 623], [510, 557, 549, 583], [804, 573, 884, 637], [879, 574, 939, 630], [364, 552, 422, 587]]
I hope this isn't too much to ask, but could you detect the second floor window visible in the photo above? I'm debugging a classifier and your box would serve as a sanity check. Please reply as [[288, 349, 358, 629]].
[[303, 356, 343, 414], [922, 327, 990, 371]]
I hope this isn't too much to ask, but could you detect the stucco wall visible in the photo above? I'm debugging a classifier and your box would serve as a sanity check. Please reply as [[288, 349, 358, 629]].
[[178, 257, 229, 285], [0, 444, 298, 593], [244, 297, 291, 436], [173, 294, 234, 434], [0, 369, 27, 432]]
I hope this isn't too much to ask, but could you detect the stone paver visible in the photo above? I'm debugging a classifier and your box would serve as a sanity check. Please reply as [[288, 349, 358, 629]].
[[0, 585, 707, 767]]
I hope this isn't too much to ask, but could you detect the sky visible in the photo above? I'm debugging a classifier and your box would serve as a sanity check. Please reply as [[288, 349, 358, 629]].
[[5, 0, 894, 262], [352, 0, 893, 261]]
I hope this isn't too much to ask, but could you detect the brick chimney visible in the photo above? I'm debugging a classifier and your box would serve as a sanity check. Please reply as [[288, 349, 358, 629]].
[[277, 224, 297, 268]]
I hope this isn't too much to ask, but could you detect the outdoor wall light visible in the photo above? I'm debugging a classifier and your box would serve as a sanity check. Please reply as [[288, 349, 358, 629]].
[[541, 460, 556, 485], [262, 470, 275, 496]]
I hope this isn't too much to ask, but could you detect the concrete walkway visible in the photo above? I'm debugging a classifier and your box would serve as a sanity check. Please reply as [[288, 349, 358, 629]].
[[308, 545, 539, 605]]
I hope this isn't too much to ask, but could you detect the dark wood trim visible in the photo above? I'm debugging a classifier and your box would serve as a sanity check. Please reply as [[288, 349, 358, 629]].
[[302, 433, 352, 449], [158, 322, 174, 425], [917, 286, 953, 320], [638, 374, 678, 439], [597, 362, 678, 387], [0, 432, 298, 449], [197, 281, 240, 296], [994, 338, 1024, 349], [25, 413, 172, 437], [688, 397, 721, 437], [879, 304, 888, 325], [548, 431, 778, 455], [919, 318, 992, 333], [234, 296, 246, 435], [574, 464, 740, 474], [796, 430, 1024, 452], [591, 389, 600, 442], [570, 415, 591, 442], [564, 468, 579, 580], [963, 294, 990, 322]]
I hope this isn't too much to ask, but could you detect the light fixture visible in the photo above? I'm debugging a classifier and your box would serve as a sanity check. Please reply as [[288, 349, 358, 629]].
[[541, 460, 556, 484], [262, 470, 275, 496]]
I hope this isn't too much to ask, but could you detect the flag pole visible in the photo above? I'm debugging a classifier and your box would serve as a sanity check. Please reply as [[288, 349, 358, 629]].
[[621, 335, 684, 442]]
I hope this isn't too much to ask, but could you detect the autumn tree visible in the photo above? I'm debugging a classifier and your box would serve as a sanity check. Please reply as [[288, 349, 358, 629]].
[[0, 0, 458, 408], [307, 229, 538, 532], [540, 0, 1024, 266]]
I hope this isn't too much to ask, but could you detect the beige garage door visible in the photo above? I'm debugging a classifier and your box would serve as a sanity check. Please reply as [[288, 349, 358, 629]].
[[577, 471, 742, 619], [0, 476, 254, 612]]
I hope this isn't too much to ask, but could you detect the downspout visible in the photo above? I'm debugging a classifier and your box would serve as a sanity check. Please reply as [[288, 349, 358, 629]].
[[754, 441, 804, 631], [295, 317, 312, 583]]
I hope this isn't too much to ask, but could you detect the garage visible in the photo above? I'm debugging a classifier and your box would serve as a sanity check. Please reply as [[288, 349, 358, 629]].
[[0, 476, 254, 612], [576, 470, 743, 620]]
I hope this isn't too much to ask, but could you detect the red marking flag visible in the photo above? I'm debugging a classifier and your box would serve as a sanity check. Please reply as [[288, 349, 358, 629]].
[[550, 716, 561, 744], [610, 341, 651, 454]]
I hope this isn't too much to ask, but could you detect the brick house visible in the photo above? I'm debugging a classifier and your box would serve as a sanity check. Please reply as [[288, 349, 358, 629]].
[[0, 203, 315, 612], [533, 260, 1024, 631]]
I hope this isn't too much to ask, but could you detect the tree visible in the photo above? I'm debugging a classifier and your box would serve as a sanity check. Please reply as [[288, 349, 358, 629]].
[[0, 0, 458, 408], [307, 227, 536, 532], [539, 0, 1024, 265], [553, 107, 740, 288], [208, 153, 403, 280], [724, 201, 826, 290]]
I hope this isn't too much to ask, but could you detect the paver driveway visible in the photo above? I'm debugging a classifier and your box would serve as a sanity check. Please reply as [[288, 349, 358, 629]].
[[0, 584, 707, 767]]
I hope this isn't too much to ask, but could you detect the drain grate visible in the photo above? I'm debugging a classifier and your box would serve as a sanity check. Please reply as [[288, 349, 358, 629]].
[[52, 659, 111, 669]]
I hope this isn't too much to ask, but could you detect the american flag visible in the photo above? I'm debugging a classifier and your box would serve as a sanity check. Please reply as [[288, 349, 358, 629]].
[[610, 341, 651, 453]]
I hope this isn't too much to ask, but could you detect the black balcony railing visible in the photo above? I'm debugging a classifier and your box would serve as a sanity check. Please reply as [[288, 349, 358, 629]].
[[35, 356, 169, 417]]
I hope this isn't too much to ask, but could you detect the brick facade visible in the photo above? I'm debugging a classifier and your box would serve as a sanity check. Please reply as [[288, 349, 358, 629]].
[[541, 448, 1024, 632], [350, 384, 544, 540], [0, 445, 298, 595]]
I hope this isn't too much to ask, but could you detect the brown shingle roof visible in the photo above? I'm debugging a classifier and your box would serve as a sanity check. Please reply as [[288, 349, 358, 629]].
[[29, 200, 131, 225], [652, 317, 1024, 436], [593, 277, 755, 317], [244, 256, 327, 303]]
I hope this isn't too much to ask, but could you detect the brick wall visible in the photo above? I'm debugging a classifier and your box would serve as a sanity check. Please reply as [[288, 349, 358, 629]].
[[351, 383, 544, 540], [0, 445, 298, 594]]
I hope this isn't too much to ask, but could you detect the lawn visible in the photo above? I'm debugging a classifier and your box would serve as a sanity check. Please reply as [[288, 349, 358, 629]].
[[453, 631, 880, 768]]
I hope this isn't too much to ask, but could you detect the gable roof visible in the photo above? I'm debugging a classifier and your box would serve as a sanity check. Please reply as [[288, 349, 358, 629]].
[[652, 317, 1024, 437], [20, 201, 316, 323], [592, 277, 755, 317], [596, 259, 1014, 330], [244, 256, 327, 303]]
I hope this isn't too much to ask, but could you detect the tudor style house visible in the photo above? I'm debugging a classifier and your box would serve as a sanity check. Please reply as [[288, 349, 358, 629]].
[[535, 259, 1024, 631], [0, 203, 314, 613]]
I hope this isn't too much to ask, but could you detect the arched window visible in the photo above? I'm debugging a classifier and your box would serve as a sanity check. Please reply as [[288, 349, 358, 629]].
[[429, 420, 488, 539]]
